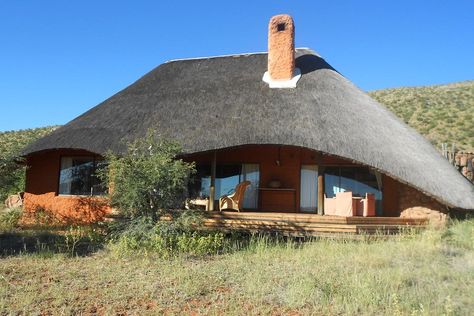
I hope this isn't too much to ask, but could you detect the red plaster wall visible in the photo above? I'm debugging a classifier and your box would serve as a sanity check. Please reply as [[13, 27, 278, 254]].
[[379, 172, 448, 225], [398, 182, 448, 226], [23, 192, 110, 224], [24, 145, 447, 222], [382, 175, 399, 216], [24, 150, 112, 224]]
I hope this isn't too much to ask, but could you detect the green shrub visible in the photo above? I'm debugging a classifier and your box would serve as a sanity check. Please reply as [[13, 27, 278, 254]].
[[62, 225, 105, 256], [0, 207, 22, 231], [98, 131, 195, 220], [107, 211, 226, 257]]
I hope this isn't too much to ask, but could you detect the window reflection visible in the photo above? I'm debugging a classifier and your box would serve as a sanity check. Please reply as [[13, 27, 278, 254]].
[[59, 156, 106, 196], [189, 164, 260, 209], [325, 167, 383, 214]]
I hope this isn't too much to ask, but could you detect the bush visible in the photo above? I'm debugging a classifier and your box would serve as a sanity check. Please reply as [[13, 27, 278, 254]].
[[107, 212, 226, 257], [0, 208, 22, 231], [99, 131, 195, 220], [62, 225, 105, 256], [0, 156, 25, 202]]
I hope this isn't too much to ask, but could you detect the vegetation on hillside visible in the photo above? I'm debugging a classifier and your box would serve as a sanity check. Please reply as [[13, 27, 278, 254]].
[[0, 126, 57, 201], [369, 80, 474, 152], [0, 219, 473, 314]]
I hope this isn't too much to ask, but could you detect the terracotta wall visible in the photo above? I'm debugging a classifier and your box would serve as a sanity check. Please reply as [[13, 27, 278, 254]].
[[398, 182, 448, 226], [23, 192, 110, 224], [381, 173, 448, 224], [382, 175, 399, 216], [24, 145, 450, 223], [24, 149, 112, 224]]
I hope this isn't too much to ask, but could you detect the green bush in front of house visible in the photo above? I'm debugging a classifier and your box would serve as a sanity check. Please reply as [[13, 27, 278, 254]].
[[106, 212, 227, 257], [99, 131, 195, 221], [96, 132, 232, 257]]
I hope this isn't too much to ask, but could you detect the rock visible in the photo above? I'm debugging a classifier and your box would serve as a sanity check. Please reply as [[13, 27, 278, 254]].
[[4, 193, 23, 209]]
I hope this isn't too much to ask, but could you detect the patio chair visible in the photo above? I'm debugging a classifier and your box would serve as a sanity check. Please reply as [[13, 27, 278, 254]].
[[334, 191, 357, 216], [323, 194, 337, 215], [355, 193, 376, 217], [219, 181, 251, 212]]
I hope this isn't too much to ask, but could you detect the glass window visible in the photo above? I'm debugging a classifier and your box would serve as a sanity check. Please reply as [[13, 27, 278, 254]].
[[324, 167, 383, 214], [189, 163, 260, 209], [241, 164, 259, 209], [189, 165, 211, 198], [216, 165, 242, 198], [59, 156, 106, 196]]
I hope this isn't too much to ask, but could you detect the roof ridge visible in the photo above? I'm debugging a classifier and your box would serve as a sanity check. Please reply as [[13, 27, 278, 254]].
[[164, 47, 315, 64]]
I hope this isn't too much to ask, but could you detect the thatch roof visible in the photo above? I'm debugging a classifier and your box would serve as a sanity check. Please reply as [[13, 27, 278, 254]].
[[23, 49, 474, 210]]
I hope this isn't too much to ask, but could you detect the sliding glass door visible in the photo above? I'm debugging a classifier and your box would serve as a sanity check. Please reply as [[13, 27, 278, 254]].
[[189, 163, 260, 210], [241, 164, 259, 209], [300, 165, 318, 212]]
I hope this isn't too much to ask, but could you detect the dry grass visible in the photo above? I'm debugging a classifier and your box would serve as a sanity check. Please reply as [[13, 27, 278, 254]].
[[0, 220, 473, 315]]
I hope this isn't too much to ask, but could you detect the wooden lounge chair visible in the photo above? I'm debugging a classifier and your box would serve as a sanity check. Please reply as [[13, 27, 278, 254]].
[[219, 181, 251, 212], [355, 193, 376, 217]]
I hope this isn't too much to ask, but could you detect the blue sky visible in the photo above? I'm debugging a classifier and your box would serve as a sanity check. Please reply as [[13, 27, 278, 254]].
[[0, 1, 473, 132]]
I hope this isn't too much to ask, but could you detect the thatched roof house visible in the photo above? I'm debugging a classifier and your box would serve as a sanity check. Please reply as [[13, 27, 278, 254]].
[[22, 14, 474, 228]]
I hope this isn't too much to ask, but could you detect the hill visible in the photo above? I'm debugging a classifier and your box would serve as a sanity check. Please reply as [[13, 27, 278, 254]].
[[369, 80, 474, 152], [0, 126, 58, 201], [0, 126, 58, 158]]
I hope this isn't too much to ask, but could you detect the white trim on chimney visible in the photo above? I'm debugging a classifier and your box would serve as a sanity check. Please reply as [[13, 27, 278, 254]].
[[262, 67, 301, 88]]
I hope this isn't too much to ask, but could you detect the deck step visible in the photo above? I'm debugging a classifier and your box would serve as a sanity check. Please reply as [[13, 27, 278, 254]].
[[206, 212, 427, 224], [198, 212, 428, 236]]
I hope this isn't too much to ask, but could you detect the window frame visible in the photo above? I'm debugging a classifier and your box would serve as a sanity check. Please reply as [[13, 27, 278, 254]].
[[57, 154, 106, 196], [188, 162, 261, 210]]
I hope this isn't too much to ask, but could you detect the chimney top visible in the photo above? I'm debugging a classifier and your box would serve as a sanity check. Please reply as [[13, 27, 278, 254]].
[[263, 14, 301, 88]]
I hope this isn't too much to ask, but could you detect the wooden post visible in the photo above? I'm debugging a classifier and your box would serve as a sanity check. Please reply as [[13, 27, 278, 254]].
[[317, 166, 325, 215], [209, 151, 217, 211]]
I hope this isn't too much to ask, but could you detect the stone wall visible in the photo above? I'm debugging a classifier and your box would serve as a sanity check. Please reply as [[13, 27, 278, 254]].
[[398, 182, 448, 226], [454, 152, 474, 182]]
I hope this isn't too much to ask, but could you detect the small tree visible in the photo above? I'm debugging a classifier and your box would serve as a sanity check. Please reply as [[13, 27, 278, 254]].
[[100, 132, 195, 221], [0, 155, 25, 202]]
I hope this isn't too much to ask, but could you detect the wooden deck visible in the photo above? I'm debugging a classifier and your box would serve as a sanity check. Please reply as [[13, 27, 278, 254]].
[[201, 211, 428, 237]]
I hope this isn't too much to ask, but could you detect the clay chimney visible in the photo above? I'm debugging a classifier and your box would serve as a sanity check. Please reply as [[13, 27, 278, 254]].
[[268, 14, 295, 80]]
